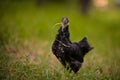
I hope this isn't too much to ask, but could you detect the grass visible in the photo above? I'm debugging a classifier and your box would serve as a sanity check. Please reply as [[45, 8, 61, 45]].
[[0, 1, 120, 80]]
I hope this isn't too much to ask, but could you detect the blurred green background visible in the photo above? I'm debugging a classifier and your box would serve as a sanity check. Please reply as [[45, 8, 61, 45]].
[[0, 0, 120, 80]]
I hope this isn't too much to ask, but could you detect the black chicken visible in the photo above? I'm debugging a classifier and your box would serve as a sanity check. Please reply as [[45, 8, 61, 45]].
[[52, 17, 93, 73]]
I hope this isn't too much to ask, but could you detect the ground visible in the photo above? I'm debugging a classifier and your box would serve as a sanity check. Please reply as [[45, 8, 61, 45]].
[[0, 1, 120, 80]]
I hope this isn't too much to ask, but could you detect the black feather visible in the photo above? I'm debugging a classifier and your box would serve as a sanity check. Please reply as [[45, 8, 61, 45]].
[[52, 20, 93, 73]]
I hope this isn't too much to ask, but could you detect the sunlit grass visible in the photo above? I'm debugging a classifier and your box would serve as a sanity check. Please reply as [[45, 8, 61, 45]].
[[0, 2, 120, 80]]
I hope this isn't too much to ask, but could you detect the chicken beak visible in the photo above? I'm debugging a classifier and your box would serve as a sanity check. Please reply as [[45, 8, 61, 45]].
[[61, 17, 69, 29]]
